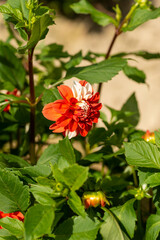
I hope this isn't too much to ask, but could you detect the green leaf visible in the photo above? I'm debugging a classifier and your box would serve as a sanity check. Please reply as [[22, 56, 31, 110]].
[[65, 51, 83, 69], [7, 0, 29, 19], [68, 191, 86, 217], [37, 144, 60, 165], [134, 51, 160, 60], [71, 0, 116, 27], [38, 43, 69, 61], [123, 65, 146, 83], [65, 58, 127, 84], [18, 14, 54, 53], [144, 173, 160, 187], [63, 164, 88, 191], [42, 89, 60, 105], [111, 199, 136, 238], [59, 137, 76, 165], [100, 208, 130, 240], [32, 192, 56, 206], [0, 169, 30, 212], [88, 127, 108, 147], [146, 214, 160, 240], [53, 164, 88, 191], [55, 216, 100, 240], [0, 153, 30, 168], [19, 165, 51, 178], [121, 93, 139, 126], [0, 217, 24, 238], [24, 204, 55, 240], [124, 140, 160, 169], [155, 130, 160, 148], [123, 8, 160, 32], [0, 41, 26, 90], [0, 229, 17, 240], [0, 3, 23, 22]]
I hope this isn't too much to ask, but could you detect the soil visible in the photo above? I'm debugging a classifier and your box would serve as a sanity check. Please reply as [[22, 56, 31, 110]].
[[0, 1, 160, 132]]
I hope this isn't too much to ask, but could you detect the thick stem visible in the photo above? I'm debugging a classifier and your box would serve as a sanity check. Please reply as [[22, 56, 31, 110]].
[[28, 48, 36, 165]]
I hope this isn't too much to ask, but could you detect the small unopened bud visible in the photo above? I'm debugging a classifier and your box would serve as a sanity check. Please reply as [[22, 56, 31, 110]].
[[82, 191, 109, 209], [56, 183, 64, 192], [142, 130, 155, 144]]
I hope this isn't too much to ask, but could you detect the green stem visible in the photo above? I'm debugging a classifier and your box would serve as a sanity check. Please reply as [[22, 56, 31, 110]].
[[137, 200, 143, 238], [28, 47, 36, 165], [132, 166, 138, 187]]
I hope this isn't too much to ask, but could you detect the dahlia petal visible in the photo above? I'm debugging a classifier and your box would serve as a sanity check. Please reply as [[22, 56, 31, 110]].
[[57, 85, 73, 101], [79, 127, 90, 137], [65, 129, 77, 139], [68, 119, 78, 132], [79, 80, 88, 86], [42, 103, 62, 121], [56, 117, 72, 127], [91, 103, 102, 111], [89, 92, 100, 103], [78, 122, 85, 129], [42, 100, 69, 121], [50, 125, 65, 133]]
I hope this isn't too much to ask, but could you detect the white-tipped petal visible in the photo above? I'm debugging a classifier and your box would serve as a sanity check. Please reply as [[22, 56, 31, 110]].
[[65, 130, 77, 139]]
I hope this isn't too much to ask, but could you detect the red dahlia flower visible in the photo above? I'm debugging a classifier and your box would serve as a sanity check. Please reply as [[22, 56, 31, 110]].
[[3, 88, 20, 112], [0, 211, 24, 229], [42, 80, 102, 139]]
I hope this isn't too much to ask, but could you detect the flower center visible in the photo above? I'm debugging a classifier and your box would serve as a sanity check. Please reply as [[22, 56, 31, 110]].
[[77, 100, 89, 118]]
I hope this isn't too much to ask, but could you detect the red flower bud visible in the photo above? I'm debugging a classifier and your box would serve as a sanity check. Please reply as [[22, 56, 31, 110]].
[[82, 191, 109, 209], [3, 88, 20, 112], [142, 130, 155, 144], [0, 211, 24, 229]]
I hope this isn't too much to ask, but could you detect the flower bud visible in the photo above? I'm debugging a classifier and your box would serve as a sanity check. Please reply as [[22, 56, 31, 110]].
[[142, 130, 155, 144], [56, 182, 64, 192], [82, 191, 109, 209]]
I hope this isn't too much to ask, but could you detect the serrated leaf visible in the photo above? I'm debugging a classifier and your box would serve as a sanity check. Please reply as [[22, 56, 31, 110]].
[[100, 208, 130, 240], [65, 58, 127, 84], [68, 191, 86, 217], [123, 65, 146, 83], [71, 0, 116, 27], [146, 214, 160, 240], [111, 199, 136, 238], [124, 141, 160, 169], [24, 204, 55, 240], [7, 0, 29, 20], [0, 217, 24, 238], [0, 169, 30, 212], [0, 3, 23, 22], [59, 137, 76, 165], [55, 216, 100, 240], [123, 7, 160, 32], [18, 14, 54, 53], [121, 93, 139, 126]]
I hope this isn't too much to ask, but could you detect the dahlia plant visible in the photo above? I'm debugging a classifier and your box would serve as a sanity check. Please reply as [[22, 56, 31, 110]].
[[0, 0, 160, 240]]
